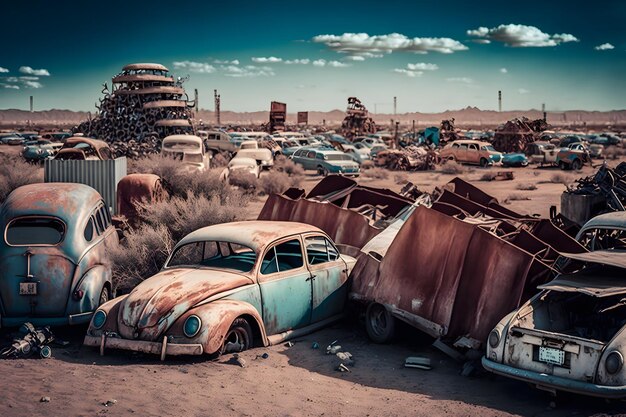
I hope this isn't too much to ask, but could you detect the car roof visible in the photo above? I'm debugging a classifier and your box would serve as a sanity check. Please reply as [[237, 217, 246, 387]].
[[63, 137, 110, 149], [176, 221, 325, 252], [578, 212, 626, 236]]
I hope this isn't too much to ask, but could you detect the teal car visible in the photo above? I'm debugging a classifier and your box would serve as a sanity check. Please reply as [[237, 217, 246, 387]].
[[291, 148, 360, 176], [84, 221, 356, 359]]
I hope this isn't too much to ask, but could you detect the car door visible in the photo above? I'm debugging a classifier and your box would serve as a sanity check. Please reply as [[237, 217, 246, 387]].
[[467, 143, 480, 164], [257, 237, 312, 335], [303, 234, 349, 323]]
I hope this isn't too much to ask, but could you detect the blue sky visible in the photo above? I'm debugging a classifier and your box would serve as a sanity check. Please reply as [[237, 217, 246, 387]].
[[1, 0, 624, 113]]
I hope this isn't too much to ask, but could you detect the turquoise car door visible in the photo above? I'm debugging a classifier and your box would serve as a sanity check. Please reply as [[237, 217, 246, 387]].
[[258, 237, 312, 335], [304, 235, 349, 323]]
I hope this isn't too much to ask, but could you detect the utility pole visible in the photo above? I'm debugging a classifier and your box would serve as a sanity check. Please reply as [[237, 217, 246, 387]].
[[412, 119, 415, 141], [394, 121, 399, 149], [214, 89, 221, 126], [542, 103, 546, 122], [28, 95, 33, 127], [393, 96, 397, 117], [498, 90, 502, 113], [194, 89, 199, 115]]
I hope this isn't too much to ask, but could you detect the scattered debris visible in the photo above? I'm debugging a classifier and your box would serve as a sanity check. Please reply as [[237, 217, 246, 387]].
[[284, 341, 294, 348], [341, 97, 376, 140], [40, 397, 50, 403], [492, 117, 549, 153], [404, 357, 432, 370], [102, 399, 118, 407], [0, 323, 55, 359], [228, 353, 247, 368], [336, 363, 351, 373], [311, 342, 319, 349], [374, 146, 440, 171]]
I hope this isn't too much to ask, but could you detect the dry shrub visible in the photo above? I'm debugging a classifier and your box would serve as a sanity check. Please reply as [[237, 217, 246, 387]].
[[259, 171, 301, 195], [136, 192, 248, 242], [504, 193, 531, 204], [516, 183, 537, 191], [228, 170, 258, 192], [361, 160, 375, 170], [440, 161, 465, 175], [0, 156, 44, 204], [109, 224, 174, 292], [479, 173, 496, 181], [604, 146, 626, 160], [274, 155, 305, 176], [541, 172, 573, 186], [211, 152, 230, 168], [363, 168, 389, 179], [394, 173, 409, 185]]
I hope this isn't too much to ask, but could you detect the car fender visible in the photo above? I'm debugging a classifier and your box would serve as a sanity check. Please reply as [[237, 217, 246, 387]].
[[171, 299, 269, 355], [67, 264, 112, 315]]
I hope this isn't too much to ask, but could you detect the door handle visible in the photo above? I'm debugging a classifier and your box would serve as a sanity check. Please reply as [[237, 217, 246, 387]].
[[306, 274, 317, 281]]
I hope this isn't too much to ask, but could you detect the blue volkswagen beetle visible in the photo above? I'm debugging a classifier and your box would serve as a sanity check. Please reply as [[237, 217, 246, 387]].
[[0, 183, 118, 327]]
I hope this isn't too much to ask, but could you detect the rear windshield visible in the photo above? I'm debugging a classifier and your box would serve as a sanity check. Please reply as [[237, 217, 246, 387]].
[[6, 217, 65, 245], [167, 240, 256, 273]]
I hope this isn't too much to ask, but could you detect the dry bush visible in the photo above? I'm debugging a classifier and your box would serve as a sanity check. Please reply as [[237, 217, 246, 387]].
[[135, 192, 248, 242], [516, 183, 537, 191], [274, 155, 305, 176], [533, 171, 541, 177], [109, 224, 174, 292], [394, 173, 409, 185], [259, 171, 299, 195], [0, 156, 44, 204], [361, 160, 375, 170], [228, 170, 259, 192], [604, 146, 626, 160], [540, 172, 573, 186], [479, 173, 496, 181], [504, 193, 531, 204], [363, 168, 389, 179], [440, 161, 465, 175], [211, 152, 230, 168]]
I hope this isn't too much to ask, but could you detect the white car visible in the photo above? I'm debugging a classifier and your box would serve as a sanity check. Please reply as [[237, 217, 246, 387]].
[[161, 135, 210, 172], [227, 156, 260, 178]]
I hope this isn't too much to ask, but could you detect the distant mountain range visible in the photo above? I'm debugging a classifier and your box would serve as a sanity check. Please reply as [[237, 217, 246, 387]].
[[1, 107, 624, 128]]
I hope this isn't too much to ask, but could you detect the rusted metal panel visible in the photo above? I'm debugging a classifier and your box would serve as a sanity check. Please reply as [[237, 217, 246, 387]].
[[116, 174, 167, 224], [297, 111, 308, 124], [44, 157, 127, 214], [112, 74, 174, 84]]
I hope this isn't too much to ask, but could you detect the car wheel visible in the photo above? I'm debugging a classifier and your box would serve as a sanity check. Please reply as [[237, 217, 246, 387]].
[[365, 303, 396, 343], [480, 158, 489, 168], [572, 159, 582, 170], [221, 318, 252, 354], [558, 160, 567, 170], [98, 286, 109, 306]]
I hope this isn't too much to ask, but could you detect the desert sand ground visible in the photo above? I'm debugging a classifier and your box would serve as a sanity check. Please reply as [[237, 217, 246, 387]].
[[1, 149, 625, 417]]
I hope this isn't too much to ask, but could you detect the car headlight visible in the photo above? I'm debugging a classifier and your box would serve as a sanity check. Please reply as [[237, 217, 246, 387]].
[[93, 310, 107, 329], [606, 351, 623, 374], [488, 329, 500, 348], [183, 315, 201, 338]]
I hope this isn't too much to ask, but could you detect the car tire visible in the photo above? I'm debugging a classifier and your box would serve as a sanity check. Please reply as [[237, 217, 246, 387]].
[[480, 158, 489, 168], [317, 166, 329, 176], [365, 303, 396, 343], [98, 286, 110, 306], [221, 318, 253, 354], [558, 160, 567, 170], [572, 159, 582, 170]]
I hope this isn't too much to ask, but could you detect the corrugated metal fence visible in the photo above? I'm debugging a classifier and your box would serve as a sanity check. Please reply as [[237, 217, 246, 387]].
[[44, 157, 127, 214]]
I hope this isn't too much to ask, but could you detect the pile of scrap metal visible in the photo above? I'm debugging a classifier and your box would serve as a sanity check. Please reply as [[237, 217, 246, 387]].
[[561, 162, 626, 225], [258, 175, 419, 256], [374, 145, 440, 171], [492, 117, 549, 153], [73, 63, 196, 158], [341, 97, 376, 140], [439, 118, 461, 144], [349, 177, 586, 354]]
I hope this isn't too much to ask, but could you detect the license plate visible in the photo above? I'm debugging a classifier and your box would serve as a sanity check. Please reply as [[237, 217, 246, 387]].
[[19, 282, 37, 295], [539, 346, 565, 365]]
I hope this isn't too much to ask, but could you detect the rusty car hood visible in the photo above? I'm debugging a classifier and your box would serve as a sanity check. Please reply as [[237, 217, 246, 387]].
[[117, 267, 252, 340]]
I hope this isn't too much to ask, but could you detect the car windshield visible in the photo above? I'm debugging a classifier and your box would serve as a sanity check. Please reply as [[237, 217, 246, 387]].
[[324, 154, 352, 161], [481, 145, 496, 151], [183, 153, 203, 163], [167, 240, 257, 272], [6, 217, 65, 246]]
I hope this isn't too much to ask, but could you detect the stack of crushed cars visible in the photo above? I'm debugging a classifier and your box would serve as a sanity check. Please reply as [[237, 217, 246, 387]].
[[374, 145, 440, 171], [566, 162, 626, 213], [492, 117, 549, 153], [259, 175, 586, 355]]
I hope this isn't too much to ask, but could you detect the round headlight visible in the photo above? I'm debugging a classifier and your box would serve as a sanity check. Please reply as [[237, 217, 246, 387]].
[[488, 330, 500, 348], [93, 310, 107, 329], [183, 315, 201, 338], [606, 351, 623, 374]]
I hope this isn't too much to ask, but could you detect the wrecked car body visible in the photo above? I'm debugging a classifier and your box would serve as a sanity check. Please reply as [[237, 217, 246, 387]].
[[53, 137, 113, 161], [84, 221, 356, 359], [0, 183, 117, 327]]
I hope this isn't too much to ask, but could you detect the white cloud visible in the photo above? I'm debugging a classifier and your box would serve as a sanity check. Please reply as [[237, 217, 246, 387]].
[[1, 83, 20, 89], [222, 65, 274, 77], [393, 69, 423, 77], [518, 88, 530, 94], [312, 33, 468, 59], [471, 39, 491, 44], [23, 80, 43, 89], [500, 67, 508, 73], [1, 75, 45, 89], [172, 61, 216, 73], [327, 60, 350, 68], [19, 66, 50, 76], [251, 56, 283, 63], [19, 76, 40, 81], [407, 62, 438, 71], [4, 77, 18, 82], [467, 24, 578, 47], [312, 59, 327, 67], [446, 77, 474, 84], [284, 59, 310, 65], [0, 67, 8, 73], [213, 59, 239, 65], [594, 43, 615, 50]]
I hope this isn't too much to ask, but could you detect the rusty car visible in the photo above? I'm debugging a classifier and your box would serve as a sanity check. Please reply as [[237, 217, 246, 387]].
[[161, 134, 210, 172], [84, 221, 356, 359], [483, 212, 626, 398], [0, 183, 118, 327], [53, 137, 114, 161], [439, 139, 503, 167], [556, 142, 591, 170]]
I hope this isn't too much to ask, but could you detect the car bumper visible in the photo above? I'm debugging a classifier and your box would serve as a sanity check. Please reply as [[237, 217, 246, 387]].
[[1, 311, 94, 327], [482, 357, 626, 399], [84, 335, 203, 359]]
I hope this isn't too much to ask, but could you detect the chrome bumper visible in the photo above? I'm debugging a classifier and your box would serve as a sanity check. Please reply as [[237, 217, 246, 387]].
[[482, 357, 626, 399], [84, 334, 203, 361]]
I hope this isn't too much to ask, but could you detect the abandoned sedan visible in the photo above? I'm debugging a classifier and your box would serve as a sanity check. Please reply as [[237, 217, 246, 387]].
[[482, 248, 626, 398], [84, 221, 356, 359], [0, 183, 117, 327]]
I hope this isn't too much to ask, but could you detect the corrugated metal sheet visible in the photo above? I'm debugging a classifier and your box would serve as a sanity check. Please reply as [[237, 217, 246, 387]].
[[44, 157, 127, 214]]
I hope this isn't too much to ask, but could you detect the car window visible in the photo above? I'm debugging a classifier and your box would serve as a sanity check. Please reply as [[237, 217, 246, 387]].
[[306, 151, 316, 159], [6, 217, 65, 246], [460, 144, 468, 150], [168, 240, 256, 272], [469, 144, 478, 151], [95, 209, 106, 233], [261, 239, 304, 275], [316, 153, 324, 160], [84, 218, 94, 242], [100, 148, 112, 160], [452, 143, 459, 148], [305, 236, 340, 265]]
